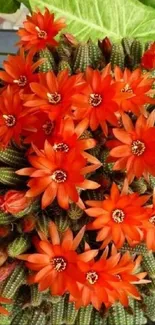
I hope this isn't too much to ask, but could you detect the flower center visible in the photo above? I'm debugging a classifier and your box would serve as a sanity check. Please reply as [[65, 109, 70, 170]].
[[47, 92, 61, 104], [42, 120, 55, 135], [89, 93, 102, 107], [86, 271, 99, 284], [36, 26, 47, 39], [52, 257, 67, 272], [53, 143, 69, 153], [3, 114, 16, 127], [121, 84, 133, 93], [131, 140, 146, 156], [112, 209, 125, 223], [149, 215, 155, 225], [13, 75, 27, 87], [51, 170, 67, 183]]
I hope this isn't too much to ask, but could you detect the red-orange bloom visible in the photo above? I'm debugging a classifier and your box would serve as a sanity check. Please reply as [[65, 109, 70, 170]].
[[24, 70, 84, 120], [75, 247, 147, 310], [0, 296, 12, 315], [72, 66, 130, 135], [48, 117, 100, 164], [17, 8, 66, 53], [113, 66, 155, 116], [0, 86, 38, 148], [17, 141, 100, 209], [141, 43, 155, 70], [108, 112, 155, 183], [18, 222, 97, 298], [0, 190, 29, 214], [86, 183, 149, 248], [24, 112, 60, 150], [0, 50, 44, 93], [142, 188, 155, 251]]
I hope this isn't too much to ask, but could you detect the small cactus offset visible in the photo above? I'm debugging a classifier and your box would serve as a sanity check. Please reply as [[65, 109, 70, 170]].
[[110, 43, 125, 69], [39, 47, 56, 72], [1, 6, 155, 325], [7, 236, 30, 258]]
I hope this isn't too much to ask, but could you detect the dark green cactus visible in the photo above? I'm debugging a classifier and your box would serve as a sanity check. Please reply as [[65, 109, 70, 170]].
[[39, 48, 56, 72], [64, 300, 78, 325], [130, 40, 143, 68], [0, 210, 14, 225], [0, 147, 27, 168], [67, 203, 83, 220], [131, 178, 147, 194], [1, 265, 26, 299], [110, 43, 125, 69], [100, 149, 114, 174], [50, 296, 65, 325], [31, 309, 46, 325], [75, 305, 93, 325], [0, 168, 25, 186], [30, 285, 43, 307], [58, 60, 72, 74], [73, 43, 90, 72], [7, 236, 30, 258]]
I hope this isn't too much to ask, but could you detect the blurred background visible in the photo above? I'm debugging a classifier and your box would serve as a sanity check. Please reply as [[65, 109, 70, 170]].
[[0, 4, 28, 29]]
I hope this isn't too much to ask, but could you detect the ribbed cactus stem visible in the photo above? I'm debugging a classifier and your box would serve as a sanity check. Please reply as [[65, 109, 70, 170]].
[[75, 304, 93, 325], [0, 314, 11, 325], [0, 167, 24, 186], [90, 309, 107, 325], [120, 243, 148, 255], [7, 236, 30, 257], [58, 60, 72, 74], [54, 214, 69, 232], [30, 285, 43, 307], [108, 303, 126, 325], [31, 309, 46, 325], [133, 300, 147, 325], [110, 43, 125, 69], [36, 213, 50, 237], [64, 301, 78, 325], [0, 148, 27, 168], [0, 210, 14, 225], [14, 199, 40, 219], [1, 265, 26, 299], [73, 43, 90, 72], [143, 293, 155, 321], [131, 178, 147, 194], [100, 150, 114, 174], [67, 203, 83, 220], [39, 47, 56, 72], [122, 38, 133, 56], [88, 39, 103, 68], [11, 310, 29, 325], [50, 296, 65, 325], [130, 40, 143, 68], [142, 251, 155, 283]]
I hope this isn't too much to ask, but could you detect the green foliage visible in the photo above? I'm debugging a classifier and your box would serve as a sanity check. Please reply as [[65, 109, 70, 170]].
[[0, 0, 20, 13], [29, 0, 155, 42], [138, 0, 155, 8]]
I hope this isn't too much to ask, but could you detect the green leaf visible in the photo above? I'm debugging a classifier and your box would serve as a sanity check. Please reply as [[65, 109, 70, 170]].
[[29, 0, 155, 42], [16, 0, 31, 10], [0, 0, 20, 13], [138, 0, 155, 9]]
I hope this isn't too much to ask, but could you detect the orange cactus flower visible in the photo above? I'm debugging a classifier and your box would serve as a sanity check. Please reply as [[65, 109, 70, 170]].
[[0, 190, 30, 215], [18, 222, 98, 298], [86, 183, 149, 248], [0, 49, 44, 93], [108, 112, 155, 183], [0, 86, 38, 148], [17, 8, 66, 53], [141, 43, 155, 70], [17, 141, 100, 209], [24, 70, 84, 120], [113, 66, 155, 116], [24, 112, 60, 150], [0, 296, 12, 315], [72, 66, 130, 135], [75, 246, 147, 310], [142, 188, 155, 251], [48, 117, 100, 164]]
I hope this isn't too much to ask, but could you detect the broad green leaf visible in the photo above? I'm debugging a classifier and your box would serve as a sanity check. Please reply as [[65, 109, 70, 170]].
[[16, 0, 31, 10], [0, 0, 20, 13], [138, 0, 155, 8], [29, 0, 155, 42]]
